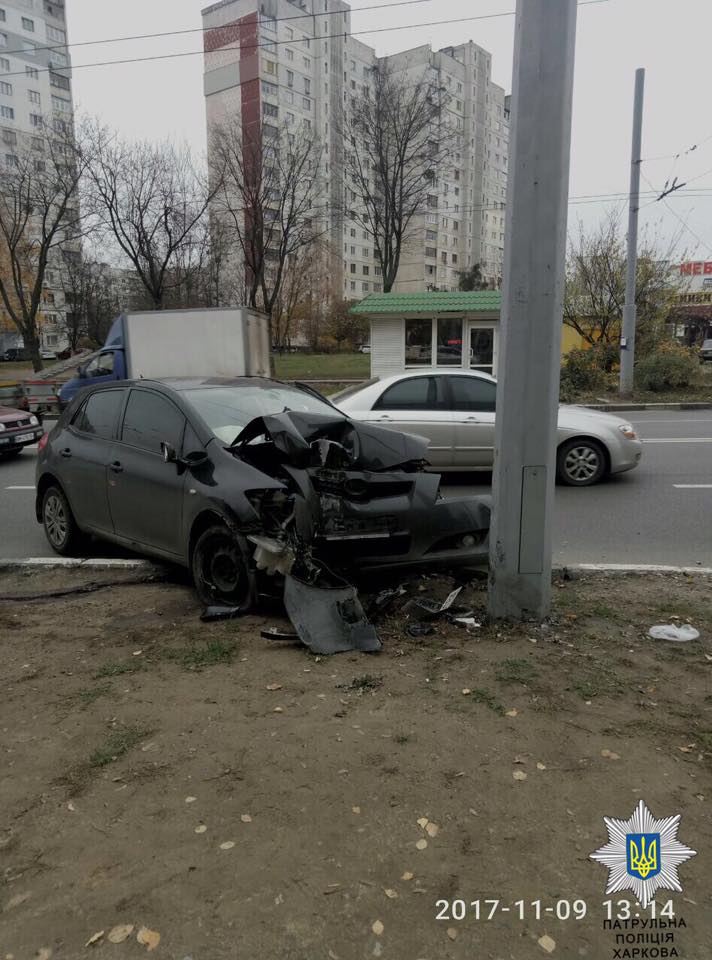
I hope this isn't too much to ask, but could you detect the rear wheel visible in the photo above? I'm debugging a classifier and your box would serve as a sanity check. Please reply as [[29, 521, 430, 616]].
[[191, 524, 256, 611], [557, 438, 607, 486], [42, 484, 82, 554]]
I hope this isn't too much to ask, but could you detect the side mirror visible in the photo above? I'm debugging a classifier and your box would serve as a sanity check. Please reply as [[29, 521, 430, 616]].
[[161, 441, 177, 464], [181, 450, 209, 468]]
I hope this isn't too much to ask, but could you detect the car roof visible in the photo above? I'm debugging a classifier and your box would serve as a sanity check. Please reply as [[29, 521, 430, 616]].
[[80, 376, 296, 393], [374, 368, 497, 386]]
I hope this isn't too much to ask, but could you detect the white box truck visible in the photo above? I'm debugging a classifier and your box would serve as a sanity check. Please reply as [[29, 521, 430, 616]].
[[58, 308, 270, 408]]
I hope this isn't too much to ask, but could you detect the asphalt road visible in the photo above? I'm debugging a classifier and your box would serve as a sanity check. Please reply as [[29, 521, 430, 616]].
[[0, 409, 710, 565]]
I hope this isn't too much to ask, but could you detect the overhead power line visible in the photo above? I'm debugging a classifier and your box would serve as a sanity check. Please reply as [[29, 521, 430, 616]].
[[1, 0, 610, 79]]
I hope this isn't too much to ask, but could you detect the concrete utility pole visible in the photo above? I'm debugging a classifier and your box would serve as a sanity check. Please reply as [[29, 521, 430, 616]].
[[620, 68, 646, 396], [488, 0, 578, 620]]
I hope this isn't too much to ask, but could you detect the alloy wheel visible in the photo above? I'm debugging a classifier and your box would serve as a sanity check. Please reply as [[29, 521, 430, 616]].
[[563, 444, 601, 483], [44, 493, 68, 548]]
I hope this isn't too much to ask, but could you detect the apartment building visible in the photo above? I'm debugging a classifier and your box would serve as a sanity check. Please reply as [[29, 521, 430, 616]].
[[202, 0, 509, 301], [0, 0, 74, 352]]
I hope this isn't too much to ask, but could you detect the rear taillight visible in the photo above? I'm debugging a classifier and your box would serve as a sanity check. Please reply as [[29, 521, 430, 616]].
[[38, 433, 49, 452]]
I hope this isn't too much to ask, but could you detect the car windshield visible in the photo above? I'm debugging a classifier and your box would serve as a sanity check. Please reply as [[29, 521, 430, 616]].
[[181, 383, 341, 444]]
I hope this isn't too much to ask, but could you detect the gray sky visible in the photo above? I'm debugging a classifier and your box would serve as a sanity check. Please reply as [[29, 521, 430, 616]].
[[66, 0, 712, 259]]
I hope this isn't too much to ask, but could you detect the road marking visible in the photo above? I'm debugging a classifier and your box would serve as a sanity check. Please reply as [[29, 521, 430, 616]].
[[673, 484, 712, 489], [5, 485, 35, 490], [640, 438, 712, 443]]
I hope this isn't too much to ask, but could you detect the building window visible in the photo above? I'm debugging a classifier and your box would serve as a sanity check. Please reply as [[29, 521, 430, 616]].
[[26, 66, 38, 79], [350, 281, 356, 291], [29, 90, 42, 104], [0, 57, 8, 71], [350, 263, 356, 274], [0, 9, 4, 21], [285, 48, 294, 61], [22, 17, 34, 31], [362, 282, 369, 292], [425, 246, 437, 259], [405, 319, 432, 366], [303, 77, 310, 94], [302, 97, 310, 110], [362, 265, 369, 276], [362, 247, 368, 257], [0, 104, 13, 119], [302, 35, 310, 48], [0, 32, 7, 46], [0, 80, 10, 95], [303, 56, 310, 69], [264, 60, 277, 76], [46, 25, 66, 43], [285, 27, 293, 40], [263, 102, 278, 118]]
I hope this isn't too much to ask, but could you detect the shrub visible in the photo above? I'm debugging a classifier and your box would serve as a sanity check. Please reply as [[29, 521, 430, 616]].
[[559, 344, 616, 401], [635, 341, 698, 393]]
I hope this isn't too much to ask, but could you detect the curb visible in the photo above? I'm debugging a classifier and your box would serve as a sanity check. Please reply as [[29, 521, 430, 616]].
[[1, 558, 711, 577], [587, 401, 712, 412], [555, 563, 712, 577], [0, 557, 157, 570]]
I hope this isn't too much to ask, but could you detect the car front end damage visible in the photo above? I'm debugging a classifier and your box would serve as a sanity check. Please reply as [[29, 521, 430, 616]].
[[221, 411, 491, 654]]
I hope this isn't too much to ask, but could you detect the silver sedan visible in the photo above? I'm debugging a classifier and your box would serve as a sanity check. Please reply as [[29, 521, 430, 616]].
[[333, 370, 642, 486]]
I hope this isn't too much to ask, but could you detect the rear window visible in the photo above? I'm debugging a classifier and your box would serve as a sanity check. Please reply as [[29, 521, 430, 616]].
[[374, 376, 446, 411], [73, 390, 124, 441]]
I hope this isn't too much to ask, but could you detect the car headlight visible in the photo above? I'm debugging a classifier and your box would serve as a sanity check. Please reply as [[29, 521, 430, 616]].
[[30, 415, 39, 426], [618, 423, 637, 440]]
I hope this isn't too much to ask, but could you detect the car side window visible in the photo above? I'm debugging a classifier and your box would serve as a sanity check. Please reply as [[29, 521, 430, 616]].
[[121, 390, 186, 455], [72, 390, 124, 440], [447, 376, 497, 413], [85, 352, 115, 377], [374, 376, 445, 411]]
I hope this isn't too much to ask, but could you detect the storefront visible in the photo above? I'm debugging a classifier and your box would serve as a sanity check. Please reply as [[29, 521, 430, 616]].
[[350, 291, 502, 378]]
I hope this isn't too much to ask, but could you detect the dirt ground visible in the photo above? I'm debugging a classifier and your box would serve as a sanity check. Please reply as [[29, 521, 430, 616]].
[[1, 567, 711, 960]]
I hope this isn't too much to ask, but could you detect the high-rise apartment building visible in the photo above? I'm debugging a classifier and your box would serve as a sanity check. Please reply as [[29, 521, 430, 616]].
[[202, 0, 509, 300], [0, 0, 75, 352]]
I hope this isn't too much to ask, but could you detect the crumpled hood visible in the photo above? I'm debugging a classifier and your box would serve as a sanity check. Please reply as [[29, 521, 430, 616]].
[[234, 410, 430, 470]]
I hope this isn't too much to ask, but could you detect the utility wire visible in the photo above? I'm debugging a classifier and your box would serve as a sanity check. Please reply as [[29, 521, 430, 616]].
[[1, 0, 610, 79], [640, 170, 712, 257]]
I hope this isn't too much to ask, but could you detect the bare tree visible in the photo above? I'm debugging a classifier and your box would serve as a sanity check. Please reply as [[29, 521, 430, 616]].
[[341, 66, 452, 292], [211, 118, 324, 344], [564, 214, 682, 355], [86, 125, 216, 310], [0, 123, 89, 371], [272, 248, 320, 352]]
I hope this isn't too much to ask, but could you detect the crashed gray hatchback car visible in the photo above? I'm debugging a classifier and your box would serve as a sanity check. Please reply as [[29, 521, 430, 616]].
[[36, 379, 491, 631]]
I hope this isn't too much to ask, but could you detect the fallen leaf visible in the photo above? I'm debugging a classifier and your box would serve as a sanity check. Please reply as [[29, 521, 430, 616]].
[[219, 841, 235, 850], [401, 871, 414, 881], [461, 688, 471, 695], [425, 822, 439, 838], [136, 927, 161, 952], [4, 892, 31, 910], [505, 708, 518, 717], [678, 745, 695, 754], [108, 925, 134, 944], [132, 650, 143, 656], [273, 706, 284, 713], [84, 931, 104, 947], [266, 683, 282, 691], [417, 817, 429, 829], [537, 762, 547, 770], [36, 951, 52, 960], [372, 920, 384, 936], [67, 801, 76, 812], [513, 756, 526, 764], [538, 934, 556, 953], [241, 814, 253, 823], [513, 771, 528, 781], [352, 806, 361, 814], [384, 888, 398, 899], [447, 927, 458, 941], [415, 838, 428, 851], [601, 750, 620, 761], [185, 796, 197, 804], [194, 824, 207, 834]]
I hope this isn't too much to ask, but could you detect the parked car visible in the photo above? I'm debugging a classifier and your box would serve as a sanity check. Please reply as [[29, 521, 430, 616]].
[[0, 405, 44, 459], [41, 349, 58, 361], [359, 344, 371, 354], [333, 370, 643, 486], [699, 339, 712, 363], [2, 347, 30, 363], [36, 378, 492, 608]]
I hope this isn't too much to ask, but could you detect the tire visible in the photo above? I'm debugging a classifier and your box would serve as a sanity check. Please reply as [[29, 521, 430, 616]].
[[191, 524, 256, 611], [42, 484, 83, 555], [556, 438, 607, 486]]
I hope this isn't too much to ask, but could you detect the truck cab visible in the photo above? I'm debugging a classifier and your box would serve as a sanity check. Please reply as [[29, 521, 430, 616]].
[[58, 348, 126, 408]]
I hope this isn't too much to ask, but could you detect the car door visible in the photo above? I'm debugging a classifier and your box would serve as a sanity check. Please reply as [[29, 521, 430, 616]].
[[107, 388, 188, 558], [359, 375, 455, 468], [60, 389, 125, 533], [446, 374, 498, 468]]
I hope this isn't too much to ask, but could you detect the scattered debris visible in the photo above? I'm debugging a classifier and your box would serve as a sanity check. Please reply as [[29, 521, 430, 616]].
[[383, 888, 398, 899], [107, 925, 134, 944], [406, 622, 435, 638], [136, 927, 161, 952], [261, 627, 299, 642], [601, 749, 621, 760], [84, 931, 104, 947], [185, 796, 197, 804], [200, 605, 243, 622], [512, 771, 528, 781], [194, 825, 207, 834], [505, 709, 518, 718], [284, 576, 380, 655], [538, 933, 556, 953], [401, 871, 414, 881], [265, 683, 282, 691], [371, 920, 384, 936], [240, 814, 252, 823], [219, 841, 235, 850], [415, 839, 428, 851], [648, 624, 700, 643], [452, 617, 481, 631], [425, 822, 439, 838], [447, 927, 458, 941]]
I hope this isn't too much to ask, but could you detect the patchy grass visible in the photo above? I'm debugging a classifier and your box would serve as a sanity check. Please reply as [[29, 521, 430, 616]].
[[78, 683, 112, 706], [162, 638, 238, 669], [495, 658, 539, 685], [468, 687, 505, 715], [89, 724, 150, 768], [95, 660, 144, 679], [341, 674, 384, 693], [273, 352, 369, 381]]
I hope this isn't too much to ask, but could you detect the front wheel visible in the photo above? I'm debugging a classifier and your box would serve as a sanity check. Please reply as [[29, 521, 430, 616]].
[[556, 438, 607, 486], [191, 524, 256, 611], [42, 484, 83, 554]]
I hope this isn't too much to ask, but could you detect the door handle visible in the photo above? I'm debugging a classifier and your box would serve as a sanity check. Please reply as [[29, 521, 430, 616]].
[[377, 415, 392, 421], [60, 448, 72, 458], [109, 460, 123, 473], [464, 416, 479, 422]]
